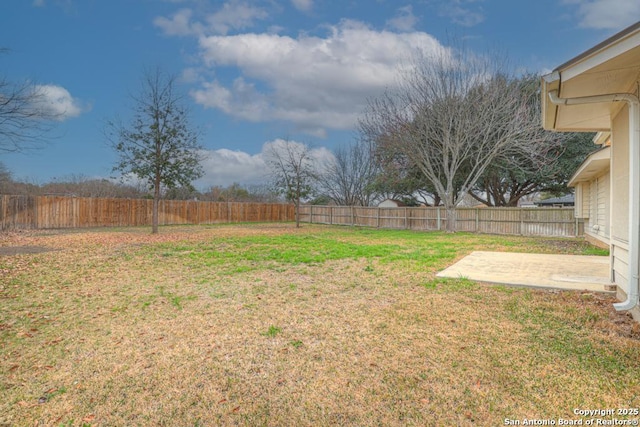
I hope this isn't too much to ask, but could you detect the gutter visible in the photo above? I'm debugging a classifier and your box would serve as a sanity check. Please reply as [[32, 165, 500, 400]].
[[548, 90, 640, 312]]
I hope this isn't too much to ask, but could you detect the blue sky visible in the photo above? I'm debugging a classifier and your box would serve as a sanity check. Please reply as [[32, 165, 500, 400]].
[[2, 0, 639, 190]]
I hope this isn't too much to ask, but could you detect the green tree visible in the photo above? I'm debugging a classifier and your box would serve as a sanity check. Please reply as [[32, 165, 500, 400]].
[[469, 75, 596, 206], [106, 68, 204, 233], [471, 132, 596, 206]]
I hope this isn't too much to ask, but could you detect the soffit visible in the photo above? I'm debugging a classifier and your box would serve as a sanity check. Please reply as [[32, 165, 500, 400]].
[[568, 146, 611, 187], [542, 23, 640, 131]]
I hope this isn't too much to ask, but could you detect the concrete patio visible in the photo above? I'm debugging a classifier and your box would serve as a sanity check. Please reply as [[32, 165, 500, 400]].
[[437, 251, 614, 293]]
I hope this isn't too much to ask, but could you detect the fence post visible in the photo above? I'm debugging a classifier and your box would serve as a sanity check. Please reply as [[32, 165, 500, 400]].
[[330, 206, 333, 225], [437, 207, 441, 231], [405, 207, 409, 229], [520, 208, 524, 236], [351, 206, 355, 226], [310, 205, 314, 224], [377, 207, 380, 228], [475, 208, 479, 232], [33, 195, 38, 229]]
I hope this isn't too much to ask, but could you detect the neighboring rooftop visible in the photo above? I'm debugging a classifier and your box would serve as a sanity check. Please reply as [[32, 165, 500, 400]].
[[535, 194, 575, 207]]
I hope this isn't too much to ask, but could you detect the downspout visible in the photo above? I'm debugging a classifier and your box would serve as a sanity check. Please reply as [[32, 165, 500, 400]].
[[548, 90, 640, 312]]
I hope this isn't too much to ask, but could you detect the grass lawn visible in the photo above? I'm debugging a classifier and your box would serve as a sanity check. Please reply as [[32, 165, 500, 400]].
[[1, 224, 639, 426]]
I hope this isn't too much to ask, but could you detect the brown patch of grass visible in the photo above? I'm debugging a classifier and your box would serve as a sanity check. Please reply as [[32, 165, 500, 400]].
[[0, 224, 637, 426]]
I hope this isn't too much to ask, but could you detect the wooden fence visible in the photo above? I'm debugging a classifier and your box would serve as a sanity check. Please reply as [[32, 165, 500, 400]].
[[298, 205, 584, 237], [0, 195, 295, 230], [0, 195, 584, 237]]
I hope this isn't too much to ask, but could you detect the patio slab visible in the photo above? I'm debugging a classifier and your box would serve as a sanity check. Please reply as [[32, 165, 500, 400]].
[[437, 251, 613, 293]]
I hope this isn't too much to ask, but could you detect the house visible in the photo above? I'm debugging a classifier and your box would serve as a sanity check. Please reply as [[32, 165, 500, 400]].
[[568, 136, 611, 248], [518, 200, 537, 208], [378, 199, 407, 208], [541, 20, 640, 319], [534, 194, 575, 208]]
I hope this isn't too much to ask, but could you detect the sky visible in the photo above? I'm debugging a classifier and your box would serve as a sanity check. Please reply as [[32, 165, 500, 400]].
[[1, 0, 639, 190]]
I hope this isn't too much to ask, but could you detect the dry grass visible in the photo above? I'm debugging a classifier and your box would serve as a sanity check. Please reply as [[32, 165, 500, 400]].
[[1, 224, 639, 426]]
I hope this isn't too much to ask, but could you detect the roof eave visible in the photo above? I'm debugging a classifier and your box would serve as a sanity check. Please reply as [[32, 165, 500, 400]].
[[567, 146, 611, 187], [541, 21, 640, 132], [541, 72, 560, 130], [554, 21, 640, 74]]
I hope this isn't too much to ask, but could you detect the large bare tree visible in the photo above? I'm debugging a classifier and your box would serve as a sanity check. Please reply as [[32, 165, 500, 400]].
[[106, 68, 204, 234], [264, 139, 315, 227], [360, 48, 553, 230], [317, 139, 380, 206], [0, 50, 60, 154]]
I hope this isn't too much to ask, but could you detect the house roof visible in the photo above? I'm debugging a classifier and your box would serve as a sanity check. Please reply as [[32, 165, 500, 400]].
[[378, 198, 406, 207], [568, 145, 611, 187], [541, 21, 640, 131], [535, 194, 575, 206]]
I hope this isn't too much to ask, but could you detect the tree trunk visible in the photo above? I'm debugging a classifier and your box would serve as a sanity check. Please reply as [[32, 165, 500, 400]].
[[152, 180, 160, 234], [445, 205, 456, 232]]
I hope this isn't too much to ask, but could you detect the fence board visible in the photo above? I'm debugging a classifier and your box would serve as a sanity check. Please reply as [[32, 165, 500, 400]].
[[298, 205, 584, 238], [0, 195, 295, 230]]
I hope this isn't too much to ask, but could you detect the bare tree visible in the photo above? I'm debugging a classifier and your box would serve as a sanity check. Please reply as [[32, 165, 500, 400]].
[[360, 48, 552, 230], [0, 50, 60, 153], [264, 139, 315, 227], [0, 161, 13, 194], [39, 174, 149, 198], [106, 68, 204, 234], [317, 139, 380, 206]]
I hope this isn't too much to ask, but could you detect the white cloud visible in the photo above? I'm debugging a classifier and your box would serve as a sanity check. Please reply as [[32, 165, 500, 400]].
[[180, 67, 204, 83], [154, 8, 199, 36], [33, 84, 88, 121], [439, 1, 484, 27], [198, 148, 268, 187], [191, 20, 446, 135], [566, 0, 640, 30], [206, 0, 268, 35], [291, 0, 313, 12], [262, 138, 334, 165], [154, 1, 268, 36], [31, 0, 74, 11], [196, 139, 333, 187], [386, 5, 418, 32]]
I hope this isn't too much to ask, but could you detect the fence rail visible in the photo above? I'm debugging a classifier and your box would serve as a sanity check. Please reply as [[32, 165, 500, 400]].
[[1, 195, 584, 238], [0, 195, 295, 230], [299, 205, 584, 237]]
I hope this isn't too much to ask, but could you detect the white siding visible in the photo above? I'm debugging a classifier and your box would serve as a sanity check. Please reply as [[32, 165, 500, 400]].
[[612, 241, 629, 294], [610, 105, 631, 296], [597, 173, 609, 239], [590, 179, 598, 223], [575, 183, 590, 218], [611, 104, 630, 244], [582, 182, 590, 218], [583, 172, 610, 245]]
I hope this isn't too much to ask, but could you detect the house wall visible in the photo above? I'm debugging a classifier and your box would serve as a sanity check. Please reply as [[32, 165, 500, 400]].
[[378, 200, 401, 208], [581, 182, 590, 218], [610, 104, 631, 294], [579, 172, 610, 247]]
